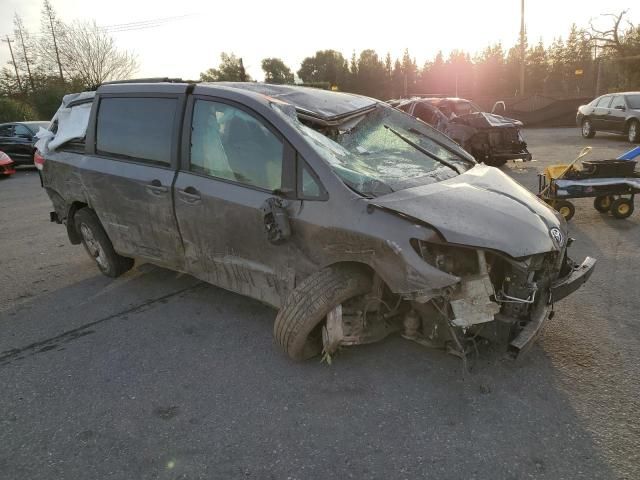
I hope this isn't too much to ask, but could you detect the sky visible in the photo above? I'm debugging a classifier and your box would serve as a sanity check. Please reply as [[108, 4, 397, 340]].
[[0, 0, 637, 82]]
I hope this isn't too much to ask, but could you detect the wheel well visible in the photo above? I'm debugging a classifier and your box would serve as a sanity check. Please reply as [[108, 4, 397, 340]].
[[322, 261, 392, 297], [66, 201, 88, 244], [625, 117, 639, 132], [324, 260, 375, 277]]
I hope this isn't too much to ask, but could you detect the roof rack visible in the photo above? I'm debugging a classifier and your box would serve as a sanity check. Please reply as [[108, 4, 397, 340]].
[[101, 77, 195, 85]]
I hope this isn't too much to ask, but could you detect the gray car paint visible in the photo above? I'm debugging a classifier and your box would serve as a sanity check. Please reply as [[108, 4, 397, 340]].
[[40, 82, 591, 352], [373, 164, 565, 258]]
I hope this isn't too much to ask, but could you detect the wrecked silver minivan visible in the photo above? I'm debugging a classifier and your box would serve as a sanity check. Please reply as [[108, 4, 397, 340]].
[[38, 81, 595, 362]]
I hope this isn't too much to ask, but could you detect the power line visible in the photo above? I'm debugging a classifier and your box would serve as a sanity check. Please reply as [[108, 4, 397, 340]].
[[0, 13, 195, 41]]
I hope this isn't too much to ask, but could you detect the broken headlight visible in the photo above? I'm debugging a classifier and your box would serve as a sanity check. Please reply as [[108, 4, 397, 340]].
[[410, 239, 480, 276]]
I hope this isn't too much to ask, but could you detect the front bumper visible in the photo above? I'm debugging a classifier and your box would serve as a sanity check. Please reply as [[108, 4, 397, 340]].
[[550, 256, 597, 303], [507, 256, 596, 358], [490, 151, 533, 161]]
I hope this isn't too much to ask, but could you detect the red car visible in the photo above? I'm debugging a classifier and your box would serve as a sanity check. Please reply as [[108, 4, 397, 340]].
[[0, 150, 16, 177]]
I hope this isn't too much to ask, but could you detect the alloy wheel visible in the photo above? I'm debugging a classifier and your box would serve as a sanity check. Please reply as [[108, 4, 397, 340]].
[[80, 223, 108, 270]]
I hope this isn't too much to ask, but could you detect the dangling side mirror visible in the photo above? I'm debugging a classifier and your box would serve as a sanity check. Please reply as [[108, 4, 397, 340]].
[[261, 197, 291, 244]]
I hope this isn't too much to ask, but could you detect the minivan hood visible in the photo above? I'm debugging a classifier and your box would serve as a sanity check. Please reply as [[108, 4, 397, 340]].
[[373, 164, 564, 258]]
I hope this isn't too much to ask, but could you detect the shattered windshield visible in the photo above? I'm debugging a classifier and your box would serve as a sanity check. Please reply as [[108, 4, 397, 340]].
[[453, 101, 482, 115], [276, 103, 474, 197]]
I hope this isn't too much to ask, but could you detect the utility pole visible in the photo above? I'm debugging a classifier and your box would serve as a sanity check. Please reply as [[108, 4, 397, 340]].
[[45, 1, 64, 82], [15, 19, 35, 93], [519, 0, 526, 96], [2, 36, 24, 93]]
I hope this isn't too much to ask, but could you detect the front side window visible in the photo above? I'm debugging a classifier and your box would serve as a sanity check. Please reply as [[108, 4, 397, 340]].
[[190, 100, 283, 191], [96, 97, 176, 165], [298, 160, 324, 199], [610, 96, 626, 109], [596, 96, 612, 108]]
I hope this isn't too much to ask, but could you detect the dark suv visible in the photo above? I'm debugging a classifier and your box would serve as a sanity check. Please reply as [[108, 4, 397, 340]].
[[577, 92, 640, 143], [0, 121, 50, 165], [37, 81, 595, 362]]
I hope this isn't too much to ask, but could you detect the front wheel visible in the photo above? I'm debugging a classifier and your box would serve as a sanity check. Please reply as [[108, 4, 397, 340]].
[[555, 200, 576, 221], [628, 119, 639, 143], [582, 118, 595, 138], [274, 265, 372, 361], [74, 208, 134, 277]]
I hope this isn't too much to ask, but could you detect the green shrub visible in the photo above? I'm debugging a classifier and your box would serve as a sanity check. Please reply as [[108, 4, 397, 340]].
[[0, 98, 37, 123]]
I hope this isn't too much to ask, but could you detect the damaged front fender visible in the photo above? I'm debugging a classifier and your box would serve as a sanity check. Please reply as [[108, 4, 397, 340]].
[[290, 199, 460, 297]]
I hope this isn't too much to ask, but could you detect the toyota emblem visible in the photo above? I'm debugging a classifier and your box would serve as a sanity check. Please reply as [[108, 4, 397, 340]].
[[550, 227, 564, 246]]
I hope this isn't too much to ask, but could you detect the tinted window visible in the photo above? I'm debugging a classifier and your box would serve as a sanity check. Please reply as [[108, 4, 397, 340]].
[[190, 100, 283, 191], [596, 96, 612, 108], [0, 125, 13, 137], [97, 97, 176, 165], [627, 95, 640, 109], [14, 125, 32, 137], [610, 96, 626, 109], [414, 103, 438, 126]]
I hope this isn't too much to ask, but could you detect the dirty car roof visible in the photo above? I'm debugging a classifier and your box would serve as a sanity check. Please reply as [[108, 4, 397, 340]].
[[212, 82, 378, 121]]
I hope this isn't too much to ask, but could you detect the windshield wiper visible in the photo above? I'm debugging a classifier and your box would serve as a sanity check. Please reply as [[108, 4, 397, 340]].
[[407, 127, 476, 168], [383, 125, 462, 174]]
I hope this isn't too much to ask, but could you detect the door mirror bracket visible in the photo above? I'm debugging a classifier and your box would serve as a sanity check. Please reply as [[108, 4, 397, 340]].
[[261, 197, 291, 244]]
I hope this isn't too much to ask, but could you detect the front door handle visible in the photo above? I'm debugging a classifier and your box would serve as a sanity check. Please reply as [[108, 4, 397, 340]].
[[145, 179, 169, 195], [177, 187, 201, 204]]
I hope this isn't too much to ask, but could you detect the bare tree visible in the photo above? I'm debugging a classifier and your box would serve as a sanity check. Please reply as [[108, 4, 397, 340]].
[[588, 10, 640, 91], [39, 0, 65, 81], [588, 10, 640, 56], [13, 14, 37, 92], [58, 20, 138, 88]]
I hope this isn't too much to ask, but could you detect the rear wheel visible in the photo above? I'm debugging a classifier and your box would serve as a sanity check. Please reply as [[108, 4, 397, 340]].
[[582, 118, 595, 138], [555, 200, 576, 221], [628, 119, 639, 143], [594, 195, 613, 213], [274, 265, 372, 361], [610, 198, 634, 219], [74, 208, 134, 277]]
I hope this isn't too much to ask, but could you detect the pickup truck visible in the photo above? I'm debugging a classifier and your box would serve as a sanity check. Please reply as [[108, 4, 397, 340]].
[[37, 80, 596, 363]]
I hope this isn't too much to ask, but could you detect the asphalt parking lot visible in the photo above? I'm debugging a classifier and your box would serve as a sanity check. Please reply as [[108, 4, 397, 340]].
[[1, 127, 638, 480]]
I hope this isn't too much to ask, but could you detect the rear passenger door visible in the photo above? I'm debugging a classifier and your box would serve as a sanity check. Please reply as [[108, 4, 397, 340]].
[[592, 95, 612, 129], [83, 91, 185, 269], [173, 96, 298, 307], [606, 95, 628, 133]]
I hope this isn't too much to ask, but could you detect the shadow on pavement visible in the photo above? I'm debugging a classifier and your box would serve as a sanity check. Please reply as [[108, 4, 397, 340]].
[[0, 264, 617, 479]]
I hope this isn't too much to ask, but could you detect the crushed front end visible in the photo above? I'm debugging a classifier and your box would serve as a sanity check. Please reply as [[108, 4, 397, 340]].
[[448, 112, 532, 165], [406, 239, 595, 359]]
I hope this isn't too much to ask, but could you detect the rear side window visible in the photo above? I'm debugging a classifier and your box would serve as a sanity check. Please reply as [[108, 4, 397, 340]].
[[0, 125, 13, 137], [14, 125, 32, 137], [96, 97, 176, 165]]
